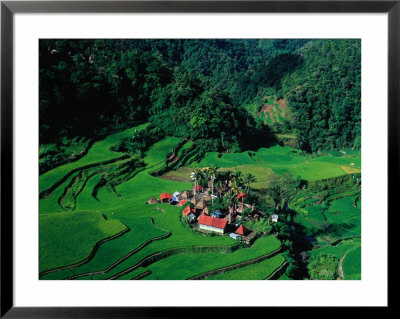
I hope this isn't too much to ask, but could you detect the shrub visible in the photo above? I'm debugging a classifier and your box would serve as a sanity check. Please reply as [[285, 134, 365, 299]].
[[307, 254, 339, 280]]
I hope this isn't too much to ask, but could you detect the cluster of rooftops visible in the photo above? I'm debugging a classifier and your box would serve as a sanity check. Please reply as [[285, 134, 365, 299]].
[[147, 184, 278, 240]]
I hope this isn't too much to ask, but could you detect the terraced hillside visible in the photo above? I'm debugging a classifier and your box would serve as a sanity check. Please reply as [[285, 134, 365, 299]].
[[39, 125, 284, 280], [162, 145, 361, 188]]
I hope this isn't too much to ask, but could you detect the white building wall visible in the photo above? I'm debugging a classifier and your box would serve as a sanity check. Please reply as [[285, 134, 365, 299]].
[[199, 224, 224, 234]]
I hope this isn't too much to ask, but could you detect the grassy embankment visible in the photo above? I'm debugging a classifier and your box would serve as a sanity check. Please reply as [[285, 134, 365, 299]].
[[40, 125, 361, 280]]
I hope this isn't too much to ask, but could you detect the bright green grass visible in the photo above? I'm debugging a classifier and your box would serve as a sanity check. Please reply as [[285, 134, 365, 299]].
[[142, 235, 281, 280], [309, 238, 361, 280], [143, 136, 182, 166], [40, 216, 169, 279], [88, 205, 237, 280], [74, 174, 104, 209], [219, 165, 274, 189], [39, 174, 76, 214], [39, 268, 76, 280], [39, 211, 127, 273], [205, 253, 285, 280], [115, 268, 149, 280], [191, 145, 360, 182], [39, 123, 148, 193], [163, 165, 273, 189], [310, 238, 361, 260], [39, 130, 360, 280], [41, 137, 235, 279], [343, 245, 361, 280], [294, 196, 361, 245], [177, 140, 194, 157]]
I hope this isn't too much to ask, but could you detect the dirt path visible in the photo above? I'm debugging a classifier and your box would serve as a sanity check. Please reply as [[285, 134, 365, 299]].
[[337, 243, 361, 280], [337, 250, 350, 280]]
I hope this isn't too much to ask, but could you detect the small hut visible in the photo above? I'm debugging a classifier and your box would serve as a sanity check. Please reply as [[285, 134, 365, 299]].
[[179, 190, 193, 200], [182, 206, 192, 217], [160, 193, 173, 203], [236, 204, 246, 214], [237, 192, 249, 202], [178, 200, 187, 207], [195, 199, 208, 210], [147, 197, 159, 204], [193, 185, 203, 193], [191, 197, 199, 206], [235, 225, 249, 236]]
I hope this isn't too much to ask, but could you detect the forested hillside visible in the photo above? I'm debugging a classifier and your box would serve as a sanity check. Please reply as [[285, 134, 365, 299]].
[[40, 39, 360, 161], [279, 40, 361, 152]]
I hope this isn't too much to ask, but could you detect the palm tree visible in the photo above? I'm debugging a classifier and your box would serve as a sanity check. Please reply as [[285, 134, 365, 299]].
[[220, 170, 233, 186], [243, 173, 257, 192], [206, 164, 219, 205], [191, 169, 203, 196], [225, 184, 239, 212], [223, 189, 238, 211], [215, 179, 224, 197], [232, 170, 243, 188]]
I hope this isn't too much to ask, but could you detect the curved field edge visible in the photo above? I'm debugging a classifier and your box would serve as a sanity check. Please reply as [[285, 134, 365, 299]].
[[265, 261, 289, 280], [39, 124, 148, 195], [139, 235, 281, 280], [39, 211, 127, 273], [62, 231, 173, 280], [342, 245, 361, 280], [39, 155, 130, 198], [189, 247, 283, 280], [40, 215, 171, 280], [204, 254, 288, 280], [106, 243, 241, 280], [39, 227, 129, 277]]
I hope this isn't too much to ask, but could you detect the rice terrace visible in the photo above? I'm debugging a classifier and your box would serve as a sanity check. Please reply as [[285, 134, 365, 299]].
[[39, 39, 361, 280]]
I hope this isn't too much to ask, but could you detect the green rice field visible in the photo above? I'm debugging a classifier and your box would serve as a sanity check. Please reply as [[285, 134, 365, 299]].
[[39, 125, 361, 280]]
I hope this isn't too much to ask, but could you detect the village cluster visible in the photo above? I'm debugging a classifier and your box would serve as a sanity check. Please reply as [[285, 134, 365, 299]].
[[147, 167, 279, 242]]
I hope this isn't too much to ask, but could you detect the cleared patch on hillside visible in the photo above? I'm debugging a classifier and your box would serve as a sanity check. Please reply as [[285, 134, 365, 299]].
[[219, 165, 274, 189], [160, 167, 193, 182], [256, 98, 288, 124], [340, 165, 361, 174], [278, 99, 287, 117]]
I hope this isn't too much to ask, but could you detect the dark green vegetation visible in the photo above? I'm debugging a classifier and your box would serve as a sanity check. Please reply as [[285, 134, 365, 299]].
[[40, 39, 360, 158], [39, 39, 361, 280]]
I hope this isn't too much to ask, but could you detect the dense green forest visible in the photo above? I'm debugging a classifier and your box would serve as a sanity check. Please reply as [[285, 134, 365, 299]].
[[40, 39, 360, 165]]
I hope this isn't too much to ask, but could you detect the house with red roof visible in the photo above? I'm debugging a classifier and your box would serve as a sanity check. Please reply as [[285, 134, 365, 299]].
[[160, 193, 173, 203], [235, 225, 249, 236], [198, 214, 228, 234], [193, 185, 203, 193], [237, 192, 249, 200], [178, 200, 187, 207], [182, 205, 192, 217]]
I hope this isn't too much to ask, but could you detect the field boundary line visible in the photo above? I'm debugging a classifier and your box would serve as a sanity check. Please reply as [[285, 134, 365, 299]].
[[186, 246, 283, 280], [63, 232, 172, 280], [39, 226, 130, 278], [337, 242, 361, 280], [131, 271, 152, 280], [40, 154, 130, 198], [264, 261, 289, 280], [106, 243, 240, 280]]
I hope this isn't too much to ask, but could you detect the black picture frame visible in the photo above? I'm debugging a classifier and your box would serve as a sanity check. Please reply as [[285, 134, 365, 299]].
[[1, 0, 395, 317]]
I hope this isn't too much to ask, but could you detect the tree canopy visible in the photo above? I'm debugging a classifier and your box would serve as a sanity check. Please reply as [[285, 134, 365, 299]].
[[40, 39, 360, 153]]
